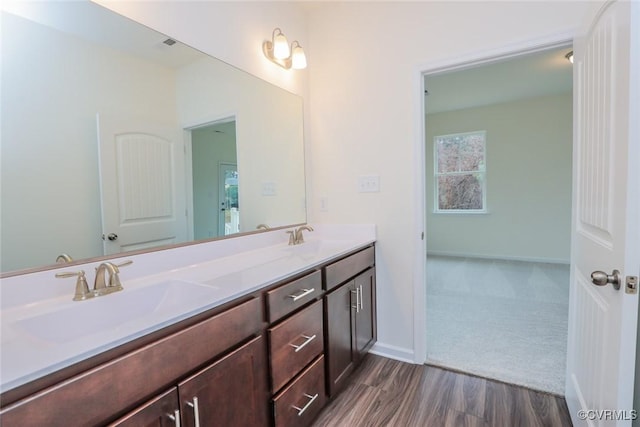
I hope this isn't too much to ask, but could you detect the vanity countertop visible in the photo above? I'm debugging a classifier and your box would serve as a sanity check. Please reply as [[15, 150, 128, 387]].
[[0, 224, 375, 393]]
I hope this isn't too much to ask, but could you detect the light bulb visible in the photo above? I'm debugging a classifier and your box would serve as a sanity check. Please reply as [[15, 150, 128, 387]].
[[291, 43, 307, 69], [273, 31, 290, 60], [565, 51, 574, 64]]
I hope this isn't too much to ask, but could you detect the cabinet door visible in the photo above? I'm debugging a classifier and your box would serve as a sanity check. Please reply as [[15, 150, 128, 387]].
[[354, 267, 376, 361], [178, 335, 269, 427], [108, 388, 180, 427], [324, 281, 355, 397]]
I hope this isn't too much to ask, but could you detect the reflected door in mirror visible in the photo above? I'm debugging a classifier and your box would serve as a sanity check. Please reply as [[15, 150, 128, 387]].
[[98, 114, 187, 255]]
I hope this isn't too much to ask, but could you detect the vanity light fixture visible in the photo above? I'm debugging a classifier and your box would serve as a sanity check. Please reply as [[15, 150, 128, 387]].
[[263, 28, 307, 70], [565, 51, 574, 64]]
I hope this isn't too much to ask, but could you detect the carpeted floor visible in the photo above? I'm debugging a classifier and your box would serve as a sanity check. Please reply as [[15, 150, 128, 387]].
[[426, 255, 570, 395]]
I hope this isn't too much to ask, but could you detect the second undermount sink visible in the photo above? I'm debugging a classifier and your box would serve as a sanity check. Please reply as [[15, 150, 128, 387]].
[[13, 279, 221, 344]]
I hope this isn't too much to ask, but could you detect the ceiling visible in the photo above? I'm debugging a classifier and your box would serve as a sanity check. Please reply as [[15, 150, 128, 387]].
[[3, 1, 201, 69], [424, 46, 573, 114]]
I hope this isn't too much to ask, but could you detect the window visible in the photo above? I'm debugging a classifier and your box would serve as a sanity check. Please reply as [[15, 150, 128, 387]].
[[434, 131, 486, 213]]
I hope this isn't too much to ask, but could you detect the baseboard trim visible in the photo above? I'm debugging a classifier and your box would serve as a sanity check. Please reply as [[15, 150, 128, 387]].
[[369, 342, 416, 364], [426, 250, 569, 265]]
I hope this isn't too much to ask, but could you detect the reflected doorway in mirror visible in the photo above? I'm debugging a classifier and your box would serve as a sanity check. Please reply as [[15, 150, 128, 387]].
[[186, 118, 239, 241]]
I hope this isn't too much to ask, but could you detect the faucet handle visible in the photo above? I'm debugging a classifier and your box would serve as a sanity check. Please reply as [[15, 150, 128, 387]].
[[114, 260, 133, 269], [56, 270, 93, 301], [107, 260, 133, 290], [286, 230, 296, 246]]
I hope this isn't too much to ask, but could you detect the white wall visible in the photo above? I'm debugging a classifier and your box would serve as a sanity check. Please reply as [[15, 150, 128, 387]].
[[305, 2, 589, 360], [426, 94, 573, 263]]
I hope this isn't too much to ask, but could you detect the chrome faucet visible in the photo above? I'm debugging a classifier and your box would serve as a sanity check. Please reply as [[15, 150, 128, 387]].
[[256, 224, 271, 230], [94, 260, 132, 296], [287, 225, 314, 245]]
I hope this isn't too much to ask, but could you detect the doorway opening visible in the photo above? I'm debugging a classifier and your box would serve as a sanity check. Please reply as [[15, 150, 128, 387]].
[[218, 162, 239, 236], [185, 117, 239, 240], [423, 45, 573, 394]]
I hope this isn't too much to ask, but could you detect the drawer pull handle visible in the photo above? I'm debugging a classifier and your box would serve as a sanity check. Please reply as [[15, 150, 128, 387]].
[[351, 288, 360, 313], [289, 334, 317, 352], [292, 393, 319, 416], [287, 288, 315, 302], [187, 397, 200, 427], [167, 409, 181, 427]]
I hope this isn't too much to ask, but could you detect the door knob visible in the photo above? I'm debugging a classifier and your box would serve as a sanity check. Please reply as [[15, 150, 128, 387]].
[[591, 269, 621, 290], [102, 233, 118, 241]]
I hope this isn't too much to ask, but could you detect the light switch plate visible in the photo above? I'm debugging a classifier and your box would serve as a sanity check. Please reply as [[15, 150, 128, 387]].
[[358, 175, 380, 193], [320, 196, 329, 212], [261, 182, 277, 196]]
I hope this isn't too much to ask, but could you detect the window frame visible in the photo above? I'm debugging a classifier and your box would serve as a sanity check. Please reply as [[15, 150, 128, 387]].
[[433, 130, 487, 214]]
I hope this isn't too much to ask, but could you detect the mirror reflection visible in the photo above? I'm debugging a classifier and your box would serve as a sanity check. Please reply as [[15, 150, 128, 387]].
[[1, 2, 306, 274]]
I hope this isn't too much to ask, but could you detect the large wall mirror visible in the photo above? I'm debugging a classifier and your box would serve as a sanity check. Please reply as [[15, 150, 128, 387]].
[[1, 1, 306, 275]]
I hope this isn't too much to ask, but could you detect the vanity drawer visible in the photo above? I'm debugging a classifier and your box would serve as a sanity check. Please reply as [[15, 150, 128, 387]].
[[269, 300, 323, 392], [324, 246, 375, 291], [273, 355, 326, 427], [266, 270, 322, 323]]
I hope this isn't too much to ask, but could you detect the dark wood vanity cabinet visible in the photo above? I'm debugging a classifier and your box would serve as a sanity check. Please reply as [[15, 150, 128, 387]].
[[0, 297, 267, 427], [1, 244, 376, 427], [324, 247, 377, 398], [111, 335, 269, 427]]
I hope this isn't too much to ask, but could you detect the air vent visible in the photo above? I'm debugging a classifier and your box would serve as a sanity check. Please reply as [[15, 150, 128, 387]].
[[163, 38, 177, 46]]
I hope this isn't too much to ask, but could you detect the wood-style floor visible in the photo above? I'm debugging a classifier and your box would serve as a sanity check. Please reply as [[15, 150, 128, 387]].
[[312, 355, 573, 427]]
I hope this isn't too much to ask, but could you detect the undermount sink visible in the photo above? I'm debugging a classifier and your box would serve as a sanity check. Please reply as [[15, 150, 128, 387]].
[[13, 280, 221, 344]]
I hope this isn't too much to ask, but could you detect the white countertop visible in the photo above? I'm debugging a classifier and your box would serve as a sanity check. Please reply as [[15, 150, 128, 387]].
[[0, 224, 375, 393]]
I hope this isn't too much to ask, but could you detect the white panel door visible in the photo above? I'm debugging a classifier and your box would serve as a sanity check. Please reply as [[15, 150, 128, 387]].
[[97, 114, 187, 255], [566, 1, 639, 426]]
